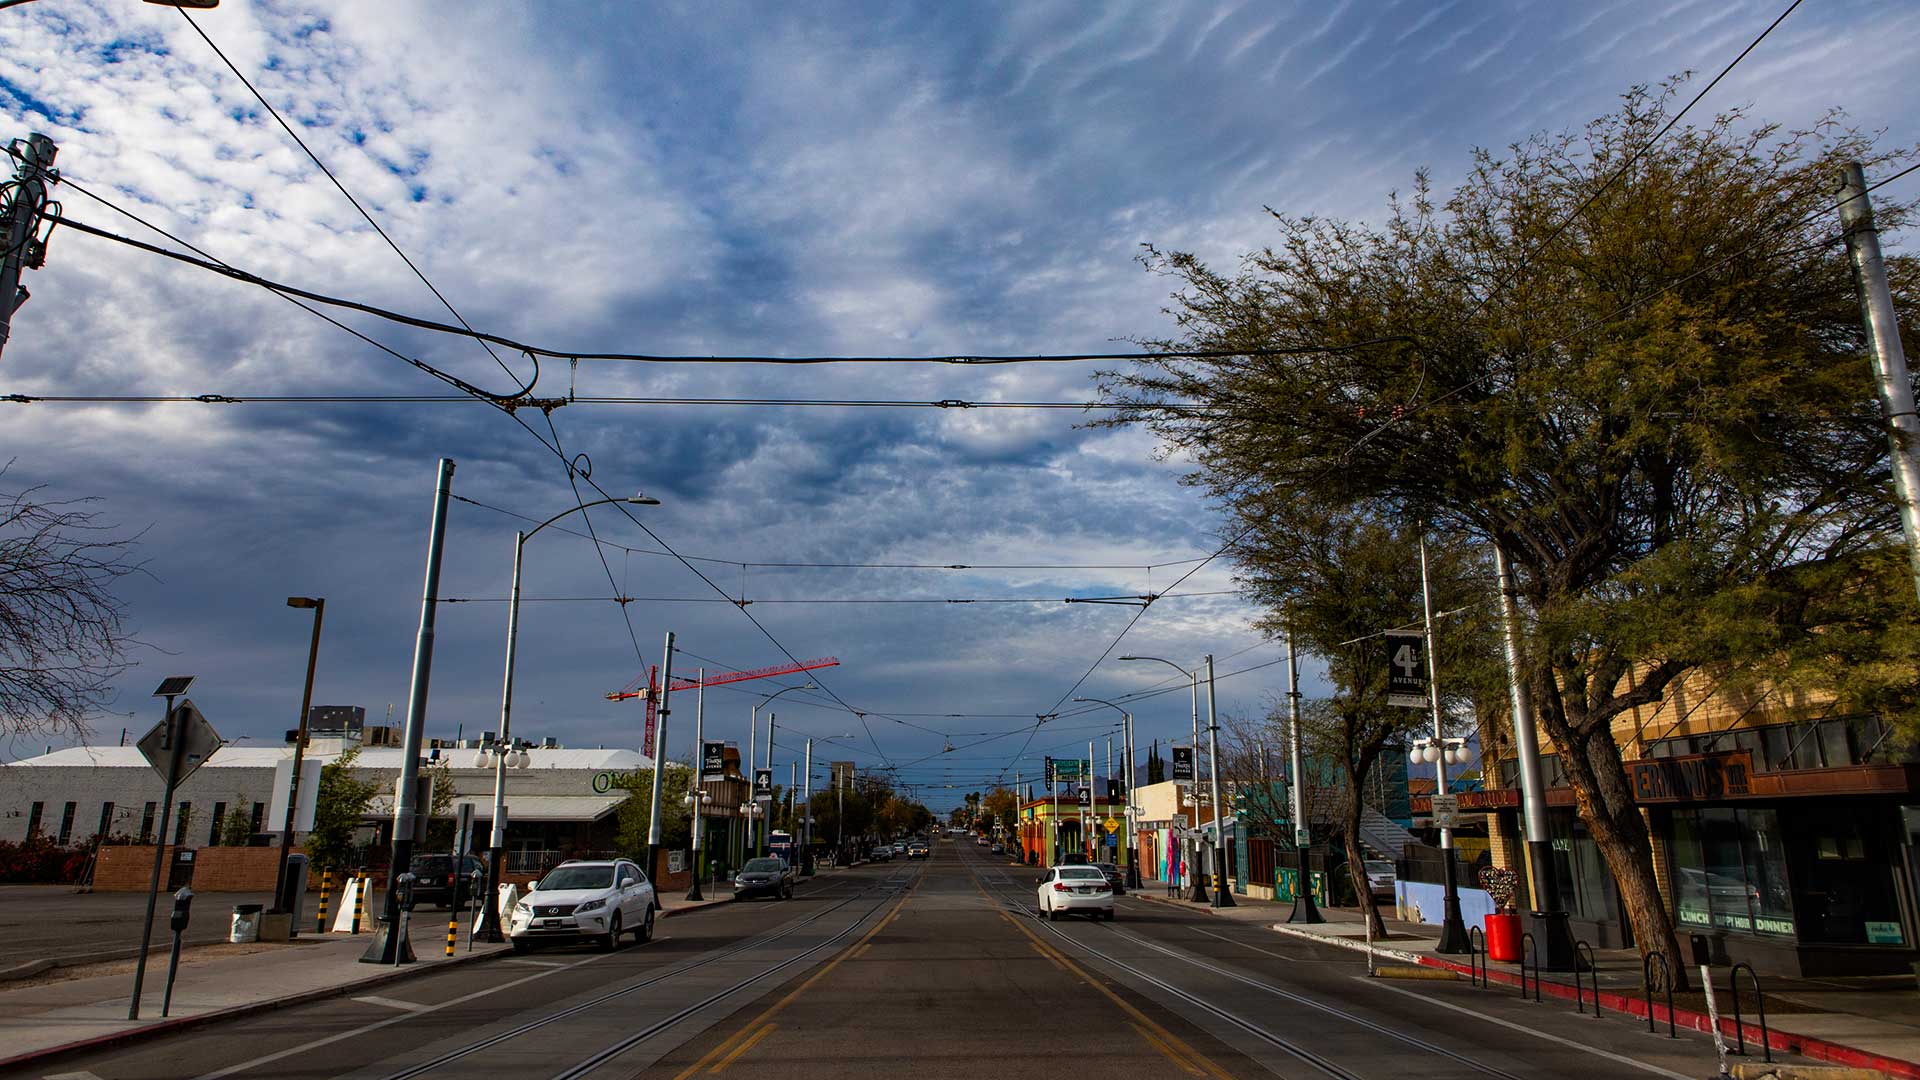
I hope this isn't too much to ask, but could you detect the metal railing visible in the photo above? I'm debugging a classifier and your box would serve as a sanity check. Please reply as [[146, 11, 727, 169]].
[[1730, 962, 1772, 1062], [1466, 926, 1487, 988], [1518, 932, 1541, 1003], [1643, 953, 1677, 1038]]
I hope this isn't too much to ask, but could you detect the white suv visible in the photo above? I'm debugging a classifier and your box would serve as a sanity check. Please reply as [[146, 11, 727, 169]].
[[510, 859, 656, 952]]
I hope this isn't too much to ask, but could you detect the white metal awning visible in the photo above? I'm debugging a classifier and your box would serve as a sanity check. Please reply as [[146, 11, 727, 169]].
[[365, 794, 625, 823]]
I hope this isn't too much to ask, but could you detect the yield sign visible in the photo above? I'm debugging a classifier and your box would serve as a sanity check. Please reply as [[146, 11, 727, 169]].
[[136, 699, 223, 785]]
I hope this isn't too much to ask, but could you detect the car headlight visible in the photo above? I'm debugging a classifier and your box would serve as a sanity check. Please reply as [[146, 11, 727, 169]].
[[575, 898, 607, 913], [513, 902, 531, 917]]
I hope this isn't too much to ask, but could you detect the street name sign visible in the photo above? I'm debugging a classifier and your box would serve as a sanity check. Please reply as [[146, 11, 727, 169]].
[[136, 700, 222, 785], [1385, 631, 1428, 708]]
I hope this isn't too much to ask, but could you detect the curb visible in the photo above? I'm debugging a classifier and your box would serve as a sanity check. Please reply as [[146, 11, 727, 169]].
[[1263, 921, 1920, 1080], [0, 958, 54, 982], [658, 895, 738, 918], [0, 940, 514, 1073]]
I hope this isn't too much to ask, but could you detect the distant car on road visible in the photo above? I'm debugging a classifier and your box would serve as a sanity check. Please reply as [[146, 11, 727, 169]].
[[871, 844, 893, 861], [907, 841, 930, 858], [990, 843, 1004, 855], [1037, 865, 1114, 921], [408, 853, 487, 909], [733, 856, 796, 900], [1057, 852, 1090, 866], [1093, 861, 1126, 895], [510, 859, 655, 952]]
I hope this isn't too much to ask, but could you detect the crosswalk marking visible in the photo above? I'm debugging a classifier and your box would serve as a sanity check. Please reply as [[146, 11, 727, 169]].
[[351, 995, 428, 1013]]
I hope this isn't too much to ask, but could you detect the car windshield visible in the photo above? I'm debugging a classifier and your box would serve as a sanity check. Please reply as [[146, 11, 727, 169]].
[[742, 858, 784, 873], [1057, 868, 1105, 881], [538, 866, 615, 891]]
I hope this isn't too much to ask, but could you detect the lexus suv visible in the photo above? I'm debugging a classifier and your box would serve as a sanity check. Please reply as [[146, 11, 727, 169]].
[[510, 859, 656, 952]]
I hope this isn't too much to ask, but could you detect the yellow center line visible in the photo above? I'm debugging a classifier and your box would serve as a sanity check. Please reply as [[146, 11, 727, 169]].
[[1028, 940, 1068, 973], [671, 870, 923, 1080], [1130, 1021, 1207, 1077], [710, 1022, 777, 1074], [965, 863, 1238, 1080]]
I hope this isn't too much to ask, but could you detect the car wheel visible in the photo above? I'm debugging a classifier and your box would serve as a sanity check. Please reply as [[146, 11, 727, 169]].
[[510, 938, 530, 954], [1047, 906, 1061, 922], [601, 911, 623, 951], [636, 905, 654, 944]]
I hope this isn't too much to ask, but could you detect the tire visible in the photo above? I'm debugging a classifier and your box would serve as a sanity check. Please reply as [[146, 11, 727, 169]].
[[1047, 907, 1061, 922], [510, 938, 530, 954], [781, 884, 792, 900], [600, 911, 623, 952], [636, 905, 654, 944]]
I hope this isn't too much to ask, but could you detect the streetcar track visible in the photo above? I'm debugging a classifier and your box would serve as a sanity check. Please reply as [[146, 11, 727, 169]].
[[374, 864, 919, 1080], [961, 849, 1526, 1080]]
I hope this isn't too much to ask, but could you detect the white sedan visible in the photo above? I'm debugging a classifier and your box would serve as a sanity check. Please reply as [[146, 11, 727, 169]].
[[1036, 865, 1114, 921], [510, 859, 656, 951]]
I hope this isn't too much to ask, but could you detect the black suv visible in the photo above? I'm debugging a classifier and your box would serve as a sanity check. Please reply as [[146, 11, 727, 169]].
[[409, 853, 487, 909]]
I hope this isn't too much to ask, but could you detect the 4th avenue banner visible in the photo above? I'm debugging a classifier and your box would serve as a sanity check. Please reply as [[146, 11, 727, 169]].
[[1385, 631, 1428, 708], [1171, 746, 1194, 782], [701, 741, 727, 781], [753, 768, 773, 803]]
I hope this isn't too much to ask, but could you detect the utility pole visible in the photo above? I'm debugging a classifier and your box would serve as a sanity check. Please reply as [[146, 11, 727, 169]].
[[1123, 713, 1139, 889], [1421, 535, 1469, 954], [0, 133, 57, 364], [362, 458, 453, 964], [686, 671, 706, 902], [764, 712, 776, 857], [272, 597, 325, 917], [1204, 655, 1234, 907], [1496, 544, 1575, 969], [802, 739, 814, 875], [1285, 619, 1322, 923], [645, 632, 675, 891], [1839, 162, 1920, 605]]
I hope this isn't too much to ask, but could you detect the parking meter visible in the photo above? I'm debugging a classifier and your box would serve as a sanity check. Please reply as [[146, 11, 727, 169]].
[[161, 886, 193, 1017], [393, 872, 419, 912], [170, 886, 194, 932]]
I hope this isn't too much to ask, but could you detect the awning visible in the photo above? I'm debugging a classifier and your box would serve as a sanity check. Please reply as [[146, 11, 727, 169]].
[[365, 795, 626, 823]]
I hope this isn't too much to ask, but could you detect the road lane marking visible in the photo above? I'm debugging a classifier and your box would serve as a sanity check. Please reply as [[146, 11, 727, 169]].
[[670, 872, 923, 1080], [502, 958, 566, 967], [1355, 977, 1691, 1080], [994, 908, 1237, 1080], [1179, 923, 1322, 962], [1129, 1022, 1205, 1077], [1028, 940, 1067, 973], [351, 995, 429, 1013], [709, 1023, 776, 1074], [43, 1071, 107, 1080]]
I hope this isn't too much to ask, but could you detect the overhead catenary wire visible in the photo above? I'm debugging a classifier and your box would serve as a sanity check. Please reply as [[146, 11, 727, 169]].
[[0, 392, 1225, 412]]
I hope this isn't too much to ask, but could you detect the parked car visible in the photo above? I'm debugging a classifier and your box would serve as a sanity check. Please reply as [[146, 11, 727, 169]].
[[990, 843, 1004, 855], [733, 856, 796, 900], [1058, 852, 1090, 866], [1036, 865, 1114, 921], [510, 859, 655, 952], [871, 844, 893, 862], [1364, 860, 1397, 901], [1093, 861, 1127, 895], [407, 853, 487, 909]]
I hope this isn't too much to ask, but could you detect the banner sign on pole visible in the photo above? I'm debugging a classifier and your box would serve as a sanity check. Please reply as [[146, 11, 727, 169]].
[[701, 741, 726, 781], [1171, 746, 1195, 782], [1386, 631, 1429, 708], [1077, 787, 1092, 807], [754, 768, 773, 803], [1044, 756, 1056, 785]]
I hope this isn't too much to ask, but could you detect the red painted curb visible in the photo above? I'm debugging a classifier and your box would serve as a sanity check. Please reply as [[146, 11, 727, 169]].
[[1414, 953, 1920, 1080]]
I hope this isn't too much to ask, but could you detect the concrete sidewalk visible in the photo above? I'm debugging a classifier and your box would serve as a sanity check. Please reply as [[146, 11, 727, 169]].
[[1132, 881, 1920, 1078], [0, 885, 742, 1071]]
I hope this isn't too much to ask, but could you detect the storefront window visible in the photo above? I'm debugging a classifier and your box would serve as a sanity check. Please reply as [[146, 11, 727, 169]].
[[1549, 811, 1618, 923], [1667, 808, 1793, 937], [1789, 806, 1903, 945]]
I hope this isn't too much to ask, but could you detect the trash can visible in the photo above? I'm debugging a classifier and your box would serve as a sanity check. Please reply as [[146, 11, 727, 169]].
[[230, 902, 263, 944]]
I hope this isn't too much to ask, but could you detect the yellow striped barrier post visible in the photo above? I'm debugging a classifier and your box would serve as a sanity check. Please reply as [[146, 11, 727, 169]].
[[315, 869, 332, 934]]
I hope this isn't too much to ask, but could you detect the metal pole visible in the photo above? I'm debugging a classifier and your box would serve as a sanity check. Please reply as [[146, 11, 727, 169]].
[[763, 711, 776, 858], [128, 694, 180, 1019], [1186, 672, 1208, 902], [1421, 534, 1469, 954], [802, 739, 813, 875], [0, 133, 55, 363], [273, 599, 324, 915], [687, 671, 706, 901], [364, 457, 453, 965], [1051, 771, 1060, 865], [747, 703, 758, 860], [1204, 655, 1234, 907], [1124, 714, 1140, 889], [1286, 620, 1322, 923], [477, 530, 525, 944], [1084, 739, 1093, 861], [645, 632, 675, 889], [1496, 543, 1576, 969], [1839, 161, 1920, 605]]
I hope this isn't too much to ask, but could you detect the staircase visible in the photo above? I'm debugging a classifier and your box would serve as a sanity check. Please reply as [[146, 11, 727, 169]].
[[1356, 805, 1414, 860]]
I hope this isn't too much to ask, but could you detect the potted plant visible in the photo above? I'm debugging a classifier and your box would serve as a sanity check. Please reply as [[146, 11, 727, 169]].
[[1479, 865, 1523, 962]]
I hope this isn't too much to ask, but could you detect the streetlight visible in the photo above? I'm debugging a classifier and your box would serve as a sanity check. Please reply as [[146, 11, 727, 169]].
[[1118, 655, 1211, 903], [1073, 698, 1139, 889], [801, 733, 855, 875], [475, 492, 659, 943], [271, 597, 324, 919], [752, 682, 815, 857]]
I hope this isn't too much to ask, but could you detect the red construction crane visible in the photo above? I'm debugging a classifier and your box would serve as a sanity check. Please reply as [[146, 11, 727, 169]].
[[608, 656, 840, 757]]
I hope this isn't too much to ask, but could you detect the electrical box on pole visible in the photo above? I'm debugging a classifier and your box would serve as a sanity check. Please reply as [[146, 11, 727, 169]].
[[0, 133, 58, 363]]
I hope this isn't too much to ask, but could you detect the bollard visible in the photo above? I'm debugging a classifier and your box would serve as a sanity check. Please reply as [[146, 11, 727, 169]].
[[315, 869, 332, 934], [352, 873, 367, 935], [445, 909, 458, 957]]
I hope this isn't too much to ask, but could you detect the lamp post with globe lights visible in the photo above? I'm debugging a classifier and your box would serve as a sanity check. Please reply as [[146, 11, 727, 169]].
[[751, 682, 814, 857], [1118, 655, 1212, 902]]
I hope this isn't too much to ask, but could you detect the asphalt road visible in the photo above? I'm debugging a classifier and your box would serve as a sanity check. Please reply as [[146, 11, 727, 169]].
[[18, 840, 1784, 1080], [0, 886, 280, 970]]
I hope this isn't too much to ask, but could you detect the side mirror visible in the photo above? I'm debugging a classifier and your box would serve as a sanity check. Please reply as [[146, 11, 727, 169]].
[[527, 878, 540, 891], [620, 877, 637, 889]]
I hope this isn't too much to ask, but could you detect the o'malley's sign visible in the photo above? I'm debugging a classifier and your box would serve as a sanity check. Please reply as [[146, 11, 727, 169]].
[[1628, 750, 1754, 803]]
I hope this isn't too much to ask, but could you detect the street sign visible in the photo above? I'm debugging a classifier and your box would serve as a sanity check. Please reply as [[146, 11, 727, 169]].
[[1171, 746, 1194, 782], [136, 700, 222, 785], [1429, 793, 1461, 829], [1103, 817, 1120, 834], [1055, 759, 1086, 782], [1172, 814, 1189, 829], [701, 741, 726, 781], [1386, 631, 1428, 708], [1076, 787, 1092, 806], [753, 768, 773, 803], [1105, 832, 1118, 847], [1044, 756, 1055, 785]]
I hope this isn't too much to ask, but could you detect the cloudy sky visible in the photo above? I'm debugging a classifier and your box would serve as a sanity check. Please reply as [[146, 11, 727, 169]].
[[1, 0, 1915, 809]]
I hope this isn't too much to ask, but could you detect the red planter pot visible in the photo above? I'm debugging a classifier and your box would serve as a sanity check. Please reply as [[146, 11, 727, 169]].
[[1484, 911, 1523, 962]]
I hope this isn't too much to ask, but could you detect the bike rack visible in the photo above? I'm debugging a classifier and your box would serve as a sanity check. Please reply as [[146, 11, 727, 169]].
[[1573, 941, 1600, 1017], [1519, 931, 1541, 1002], [1730, 962, 1772, 1062], [1643, 953, 1676, 1038], [1466, 926, 1487, 988]]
